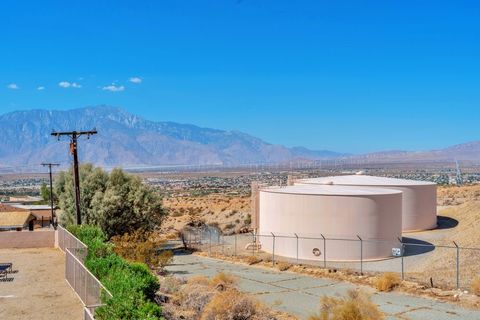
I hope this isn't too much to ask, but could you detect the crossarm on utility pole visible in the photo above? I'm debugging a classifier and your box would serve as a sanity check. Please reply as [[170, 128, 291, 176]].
[[51, 129, 97, 225]]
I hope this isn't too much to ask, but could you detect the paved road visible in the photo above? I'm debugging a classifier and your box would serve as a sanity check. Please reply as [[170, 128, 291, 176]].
[[166, 254, 480, 320]]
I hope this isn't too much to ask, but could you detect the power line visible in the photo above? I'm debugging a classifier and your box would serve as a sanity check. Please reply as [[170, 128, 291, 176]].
[[51, 129, 97, 225], [41, 163, 60, 227]]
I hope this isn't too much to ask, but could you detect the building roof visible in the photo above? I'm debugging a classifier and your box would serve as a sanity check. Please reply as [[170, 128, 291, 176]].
[[0, 203, 25, 212], [297, 175, 436, 187], [260, 184, 402, 196], [10, 204, 52, 211], [7, 196, 43, 203], [0, 211, 36, 228]]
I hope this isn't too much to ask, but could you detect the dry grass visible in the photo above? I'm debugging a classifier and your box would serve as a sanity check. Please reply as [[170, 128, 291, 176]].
[[438, 185, 480, 206], [276, 261, 292, 271], [376, 272, 401, 292], [188, 275, 211, 286], [159, 276, 186, 295], [309, 289, 384, 320], [471, 277, 480, 296], [246, 255, 263, 265], [161, 272, 287, 320], [411, 199, 480, 288], [201, 289, 274, 320], [209, 272, 237, 290]]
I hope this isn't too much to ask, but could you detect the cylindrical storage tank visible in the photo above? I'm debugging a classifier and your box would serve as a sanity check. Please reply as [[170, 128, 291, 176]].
[[258, 185, 402, 261], [296, 175, 437, 232]]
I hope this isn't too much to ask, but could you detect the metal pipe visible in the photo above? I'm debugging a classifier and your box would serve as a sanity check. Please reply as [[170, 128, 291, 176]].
[[357, 235, 363, 275], [271, 232, 275, 266], [398, 237, 404, 281], [321, 234, 326, 268], [453, 241, 460, 289], [294, 233, 299, 263]]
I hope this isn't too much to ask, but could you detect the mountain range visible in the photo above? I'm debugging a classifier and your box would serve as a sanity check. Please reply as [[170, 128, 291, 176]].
[[0, 106, 478, 171], [0, 106, 343, 169]]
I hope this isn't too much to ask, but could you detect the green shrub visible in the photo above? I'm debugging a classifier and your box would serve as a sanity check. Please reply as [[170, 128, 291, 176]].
[[69, 225, 163, 319]]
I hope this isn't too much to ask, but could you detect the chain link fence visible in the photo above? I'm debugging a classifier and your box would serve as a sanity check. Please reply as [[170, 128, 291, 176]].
[[181, 228, 480, 291], [58, 226, 112, 320]]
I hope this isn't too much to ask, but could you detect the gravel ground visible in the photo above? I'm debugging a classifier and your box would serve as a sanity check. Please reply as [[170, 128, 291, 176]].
[[166, 253, 480, 320], [0, 248, 83, 320]]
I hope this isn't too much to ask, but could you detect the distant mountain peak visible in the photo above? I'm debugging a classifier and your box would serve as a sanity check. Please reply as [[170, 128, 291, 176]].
[[0, 106, 344, 170]]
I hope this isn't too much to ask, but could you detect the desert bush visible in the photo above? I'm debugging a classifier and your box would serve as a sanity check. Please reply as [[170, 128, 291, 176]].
[[276, 262, 291, 271], [170, 210, 184, 217], [58, 165, 165, 238], [164, 272, 280, 320], [209, 272, 237, 290], [225, 223, 235, 229], [111, 230, 173, 271], [159, 276, 186, 295], [188, 276, 210, 286], [69, 225, 162, 319], [471, 277, 480, 296], [309, 289, 384, 320], [244, 214, 252, 225], [201, 289, 274, 320], [376, 272, 401, 292], [158, 250, 174, 269], [179, 284, 216, 315], [246, 255, 262, 265]]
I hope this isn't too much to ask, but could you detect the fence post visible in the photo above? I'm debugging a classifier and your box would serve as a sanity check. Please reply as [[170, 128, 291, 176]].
[[321, 234, 326, 268], [294, 233, 299, 263], [234, 233, 237, 257], [398, 237, 404, 281], [208, 229, 212, 257], [84, 260, 88, 304], [271, 232, 275, 267], [73, 251, 76, 291], [357, 235, 363, 275], [221, 235, 225, 255], [453, 241, 459, 289]]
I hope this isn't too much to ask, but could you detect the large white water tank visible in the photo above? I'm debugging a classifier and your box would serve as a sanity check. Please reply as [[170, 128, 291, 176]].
[[258, 185, 402, 261], [296, 175, 437, 232]]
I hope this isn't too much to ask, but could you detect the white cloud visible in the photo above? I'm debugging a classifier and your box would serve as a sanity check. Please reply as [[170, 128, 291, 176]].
[[37, 86, 45, 91], [7, 83, 19, 90], [129, 77, 142, 84], [59, 81, 71, 88], [102, 84, 125, 92], [59, 81, 82, 88]]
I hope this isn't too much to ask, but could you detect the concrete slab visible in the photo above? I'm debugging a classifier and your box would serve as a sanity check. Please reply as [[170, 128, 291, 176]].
[[166, 254, 480, 320], [0, 248, 83, 320]]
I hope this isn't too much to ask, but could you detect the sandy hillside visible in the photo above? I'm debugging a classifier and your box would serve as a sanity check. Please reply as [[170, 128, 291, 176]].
[[161, 195, 251, 234], [438, 184, 480, 206], [411, 185, 480, 287]]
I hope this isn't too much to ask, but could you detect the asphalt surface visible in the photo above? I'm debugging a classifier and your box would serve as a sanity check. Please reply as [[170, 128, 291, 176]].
[[165, 253, 480, 320]]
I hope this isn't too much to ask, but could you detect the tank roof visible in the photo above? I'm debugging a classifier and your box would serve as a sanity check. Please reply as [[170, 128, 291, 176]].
[[260, 184, 402, 196], [298, 175, 436, 187]]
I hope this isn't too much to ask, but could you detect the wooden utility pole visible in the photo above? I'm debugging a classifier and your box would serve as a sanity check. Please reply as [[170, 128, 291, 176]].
[[41, 162, 60, 227], [51, 130, 97, 225]]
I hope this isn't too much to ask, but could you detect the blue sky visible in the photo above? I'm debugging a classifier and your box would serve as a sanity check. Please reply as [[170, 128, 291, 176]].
[[1, 1, 479, 153]]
